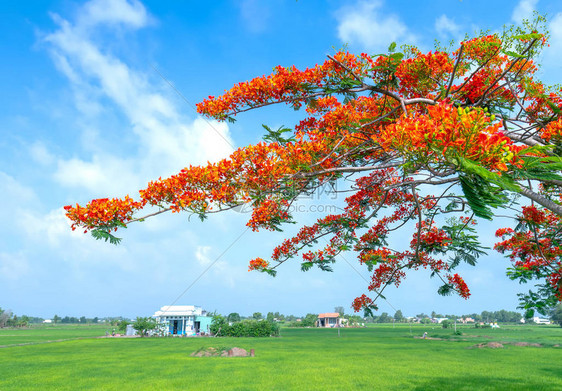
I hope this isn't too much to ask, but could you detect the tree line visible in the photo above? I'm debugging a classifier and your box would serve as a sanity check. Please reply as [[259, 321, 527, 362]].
[[221, 308, 528, 326]]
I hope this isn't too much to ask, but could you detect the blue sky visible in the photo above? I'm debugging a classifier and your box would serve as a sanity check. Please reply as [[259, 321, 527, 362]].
[[2, 0, 562, 319]]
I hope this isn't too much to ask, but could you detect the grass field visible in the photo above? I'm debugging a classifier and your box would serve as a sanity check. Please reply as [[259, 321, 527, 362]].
[[0, 323, 560, 390]]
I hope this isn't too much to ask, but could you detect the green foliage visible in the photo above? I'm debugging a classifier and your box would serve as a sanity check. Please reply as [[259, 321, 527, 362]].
[[458, 174, 510, 220], [394, 310, 404, 322], [117, 320, 129, 333], [132, 317, 157, 337], [287, 313, 318, 328], [91, 228, 122, 245], [376, 312, 392, 323], [335, 306, 345, 317], [262, 125, 295, 144], [227, 313, 241, 323], [210, 315, 279, 337], [550, 303, 562, 327]]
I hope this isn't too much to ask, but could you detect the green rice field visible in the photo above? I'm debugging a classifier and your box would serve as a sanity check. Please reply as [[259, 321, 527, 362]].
[[0, 323, 560, 390]]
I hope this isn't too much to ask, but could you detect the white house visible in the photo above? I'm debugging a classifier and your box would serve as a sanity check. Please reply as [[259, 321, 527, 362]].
[[520, 317, 552, 324], [532, 316, 551, 325], [153, 305, 213, 336]]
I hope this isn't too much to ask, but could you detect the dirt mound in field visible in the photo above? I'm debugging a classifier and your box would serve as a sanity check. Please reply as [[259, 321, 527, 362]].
[[470, 342, 504, 349], [469, 341, 548, 349], [512, 342, 542, 347], [190, 347, 254, 357]]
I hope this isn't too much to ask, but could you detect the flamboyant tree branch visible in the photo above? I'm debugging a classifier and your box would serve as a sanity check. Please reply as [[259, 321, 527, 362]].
[[518, 186, 562, 217], [66, 24, 562, 314]]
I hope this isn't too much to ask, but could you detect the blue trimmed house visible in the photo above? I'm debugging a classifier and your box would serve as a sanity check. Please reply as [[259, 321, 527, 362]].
[[153, 305, 213, 336]]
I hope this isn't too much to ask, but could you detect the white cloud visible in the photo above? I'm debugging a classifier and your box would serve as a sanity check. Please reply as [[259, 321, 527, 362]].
[[78, 0, 149, 30], [336, 0, 417, 52], [20, 207, 84, 248], [53, 156, 138, 197], [29, 141, 55, 166], [511, 0, 538, 23], [435, 14, 460, 38], [195, 245, 212, 266], [0, 172, 37, 206], [42, 0, 234, 198], [0, 172, 38, 233], [540, 12, 562, 84]]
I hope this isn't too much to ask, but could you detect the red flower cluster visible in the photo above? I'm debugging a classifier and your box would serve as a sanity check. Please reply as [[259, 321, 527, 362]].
[[395, 51, 453, 96], [447, 274, 471, 299], [64, 196, 144, 232], [248, 257, 269, 271]]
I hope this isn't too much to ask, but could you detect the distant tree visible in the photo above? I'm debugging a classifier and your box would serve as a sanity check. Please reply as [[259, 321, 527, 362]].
[[227, 313, 241, 323], [481, 311, 493, 323], [347, 314, 363, 326], [118, 320, 129, 333], [92, 317, 99, 323], [394, 310, 404, 322], [266, 312, 275, 322], [27, 317, 43, 324], [335, 306, 345, 317], [550, 304, 562, 327], [442, 320, 451, 329], [377, 312, 392, 323], [467, 313, 482, 322], [0, 308, 12, 328], [53, 314, 60, 325], [301, 313, 318, 327], [7, 315, 18, 327], [507, 311, 522, 323], [132, 317, 157, 337], [80, 316, 87, 324], [19, 315, 30, 327], [252, 312, 263, 320]]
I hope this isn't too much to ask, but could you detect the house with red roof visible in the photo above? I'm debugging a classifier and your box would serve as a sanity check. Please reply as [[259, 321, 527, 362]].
[[316, 313, 342, 328]]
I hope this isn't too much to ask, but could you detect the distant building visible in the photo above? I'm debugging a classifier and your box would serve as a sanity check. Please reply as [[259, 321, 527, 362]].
[[520, 317, 551, 324], [153, 305, 213, 336], [532, 317, 551, 325], [42, 319, 52, 324], [317, 313, 342, 328], [125, 324, 137, 336]]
